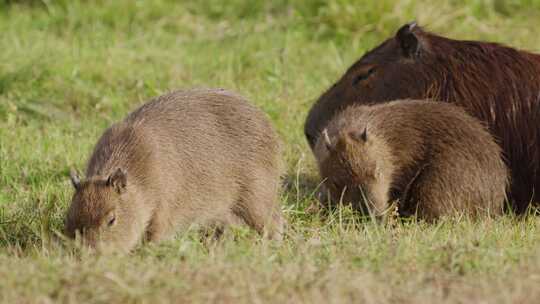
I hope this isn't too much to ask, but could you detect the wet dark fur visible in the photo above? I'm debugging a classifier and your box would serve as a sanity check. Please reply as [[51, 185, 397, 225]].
[[314, 100, 509, 220], [305, 23, 540, 213], [65, 88, 285, 252]]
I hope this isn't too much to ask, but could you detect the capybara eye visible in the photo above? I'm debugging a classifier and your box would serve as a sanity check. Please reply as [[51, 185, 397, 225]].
[[107, 216, 116, 227], [353, 67, 377, 85]]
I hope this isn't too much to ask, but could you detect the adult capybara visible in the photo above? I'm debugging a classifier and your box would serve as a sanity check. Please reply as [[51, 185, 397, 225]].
[[65, 88, 285, 253], [305, 22, 540, 213], [314, 100, 508, 220]]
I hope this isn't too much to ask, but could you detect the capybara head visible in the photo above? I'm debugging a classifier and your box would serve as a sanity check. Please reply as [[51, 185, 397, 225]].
[[305, 22, 445, 149], [65, 168, 140, 253], [305, 22, 430, 149], [315, 127, 391, 214]]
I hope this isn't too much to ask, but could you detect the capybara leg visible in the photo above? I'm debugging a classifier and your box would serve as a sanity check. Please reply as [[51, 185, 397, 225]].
[[398, 168, 441, 221], [236, 202, 284, 241], [266, 211, 285, 241], [202, 211, 248, 239], [144, 218, 166, 243], [406, 170, 466, 221], [262, 210, 285, 241], [224, 212, 247, 227], [234, 182, 285, 241], [144, 210, 175, 243], [216, 211, 248, 234]]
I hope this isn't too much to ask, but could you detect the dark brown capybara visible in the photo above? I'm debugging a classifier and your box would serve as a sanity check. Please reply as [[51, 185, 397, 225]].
[[65, 88, 285, 253], [305, 22, 540, 213], [313, 100, 508, 220]]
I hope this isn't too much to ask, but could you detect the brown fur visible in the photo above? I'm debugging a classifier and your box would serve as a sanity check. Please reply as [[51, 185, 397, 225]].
[[305, 22, 540, 213], [65, 88, 285, 253], [314, 100, 508, 220]]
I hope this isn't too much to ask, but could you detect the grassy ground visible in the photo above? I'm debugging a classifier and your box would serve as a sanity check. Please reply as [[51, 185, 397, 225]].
[[1, 1, 540, 303]]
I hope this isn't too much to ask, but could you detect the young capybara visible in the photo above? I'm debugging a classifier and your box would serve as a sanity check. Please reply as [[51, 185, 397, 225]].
[[314, 100, 508, 220], [65, 88, 285, 253], [305, 22, 540, 213]]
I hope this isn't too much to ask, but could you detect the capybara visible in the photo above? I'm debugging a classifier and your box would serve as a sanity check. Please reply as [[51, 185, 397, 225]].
[[314, 100, 508, 220], [305, 22, 540, 213], [65, 88, 285, 253]]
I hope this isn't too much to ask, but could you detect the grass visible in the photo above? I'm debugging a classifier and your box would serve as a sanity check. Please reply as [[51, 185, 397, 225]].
[[1, 0, 540, 303]]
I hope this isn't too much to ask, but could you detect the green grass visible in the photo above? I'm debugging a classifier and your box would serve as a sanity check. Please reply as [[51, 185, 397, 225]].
[[1, 0, 540, 303]]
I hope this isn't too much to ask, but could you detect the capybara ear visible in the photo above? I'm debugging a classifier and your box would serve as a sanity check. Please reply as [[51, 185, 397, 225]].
[[396, 21, 420, 58], [70, 168, 81, 190], [322, 128, 334, 151], [348, 128, 367, 143], [107, 168, 127, 194]]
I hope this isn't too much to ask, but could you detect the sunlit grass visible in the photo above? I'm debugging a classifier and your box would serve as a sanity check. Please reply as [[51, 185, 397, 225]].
[[1, 0, 540, 302]]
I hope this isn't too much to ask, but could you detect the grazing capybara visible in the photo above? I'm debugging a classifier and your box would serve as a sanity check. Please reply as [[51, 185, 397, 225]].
[[65, 88, 285, 253], [305, 22, 540, 213], [314, 100, 508, 220]]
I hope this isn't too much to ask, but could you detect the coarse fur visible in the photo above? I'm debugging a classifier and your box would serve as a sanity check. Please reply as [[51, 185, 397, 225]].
[[305, 22, 540, 213], [313, 100, 508, 221], [65, 88, 285, 253]]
